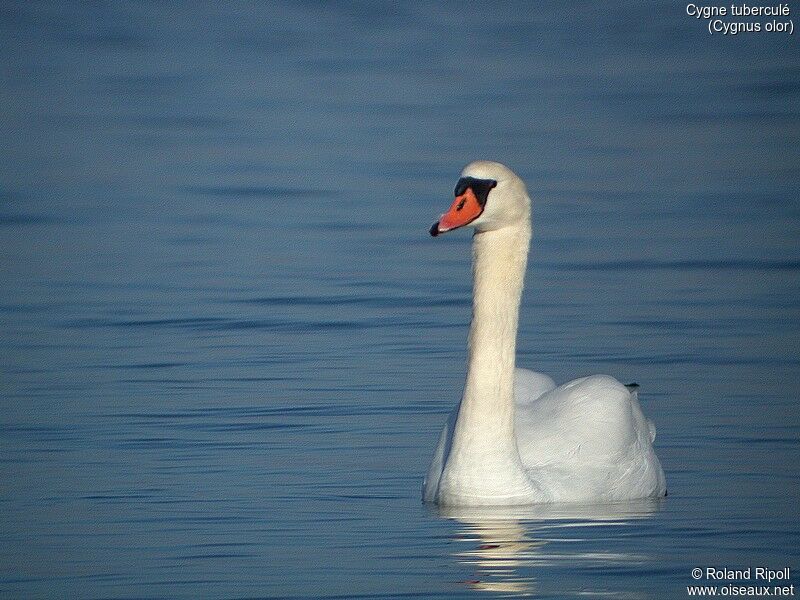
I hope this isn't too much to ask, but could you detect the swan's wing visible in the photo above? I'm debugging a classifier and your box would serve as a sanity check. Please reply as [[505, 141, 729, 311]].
[[516, 375, 637, 464], [422, 407, 457, 503], [515, 374, 666, 500], [513, 368, 556, 406]]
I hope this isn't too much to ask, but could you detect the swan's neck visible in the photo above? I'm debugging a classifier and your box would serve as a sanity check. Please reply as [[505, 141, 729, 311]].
[[461, 220, 530, 439], [443, 218, 534, 501]]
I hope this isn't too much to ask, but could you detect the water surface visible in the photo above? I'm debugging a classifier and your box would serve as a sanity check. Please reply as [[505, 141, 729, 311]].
[[1, 2, 798, 598]]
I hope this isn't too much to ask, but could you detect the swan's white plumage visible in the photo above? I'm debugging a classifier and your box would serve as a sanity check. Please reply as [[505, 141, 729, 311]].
[[424, 369, 666, 504], [423, 161, 666, 506]]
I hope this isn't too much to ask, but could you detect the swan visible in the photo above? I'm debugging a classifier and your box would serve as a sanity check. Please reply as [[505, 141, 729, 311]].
[[423, 161, 667, 506]]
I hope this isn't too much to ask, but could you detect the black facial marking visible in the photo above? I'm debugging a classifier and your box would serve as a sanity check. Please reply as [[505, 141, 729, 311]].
[[454, 177, 497, 207]]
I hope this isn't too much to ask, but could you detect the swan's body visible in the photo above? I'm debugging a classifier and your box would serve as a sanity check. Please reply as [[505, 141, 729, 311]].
[[423, 161, 666, 506]]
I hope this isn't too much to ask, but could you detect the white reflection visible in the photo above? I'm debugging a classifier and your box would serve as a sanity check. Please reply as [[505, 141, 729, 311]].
[[434, 499, 664, 597]]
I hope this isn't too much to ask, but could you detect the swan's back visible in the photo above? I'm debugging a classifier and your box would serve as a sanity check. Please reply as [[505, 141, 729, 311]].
[[513, 368, 556, 405]]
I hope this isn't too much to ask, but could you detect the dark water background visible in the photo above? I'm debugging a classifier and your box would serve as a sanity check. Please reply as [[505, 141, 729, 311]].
[[1, 2, 798, 598]]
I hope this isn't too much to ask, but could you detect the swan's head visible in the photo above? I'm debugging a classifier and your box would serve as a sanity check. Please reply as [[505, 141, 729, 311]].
[[429, 161, 530, 236]]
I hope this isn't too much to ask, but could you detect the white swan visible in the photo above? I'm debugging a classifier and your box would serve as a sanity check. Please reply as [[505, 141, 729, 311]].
[[423, 161, 667, 506]]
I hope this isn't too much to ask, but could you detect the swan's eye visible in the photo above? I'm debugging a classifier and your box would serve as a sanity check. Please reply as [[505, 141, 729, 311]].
[[454, 177, 498, 208]]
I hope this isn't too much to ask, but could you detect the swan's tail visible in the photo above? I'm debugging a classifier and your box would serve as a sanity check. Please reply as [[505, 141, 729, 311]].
[[646, 418, 656, 442], [625, 383, 656, 442]]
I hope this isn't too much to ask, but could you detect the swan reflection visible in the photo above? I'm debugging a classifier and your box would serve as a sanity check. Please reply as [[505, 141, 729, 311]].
[[435, 499, 663, 597]]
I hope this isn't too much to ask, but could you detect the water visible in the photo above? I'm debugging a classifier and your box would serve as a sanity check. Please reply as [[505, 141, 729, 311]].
[[1, 2, 798, 598]]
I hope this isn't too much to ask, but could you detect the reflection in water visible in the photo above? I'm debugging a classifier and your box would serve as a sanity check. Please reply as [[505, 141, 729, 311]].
[[436, 500, 664, 597]]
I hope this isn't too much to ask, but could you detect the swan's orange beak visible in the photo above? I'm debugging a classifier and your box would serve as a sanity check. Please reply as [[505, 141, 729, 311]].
[[429, 188, 484, 237]]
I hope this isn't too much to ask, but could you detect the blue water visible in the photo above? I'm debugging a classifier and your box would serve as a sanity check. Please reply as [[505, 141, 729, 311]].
[[1, 2, 798, 598]]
